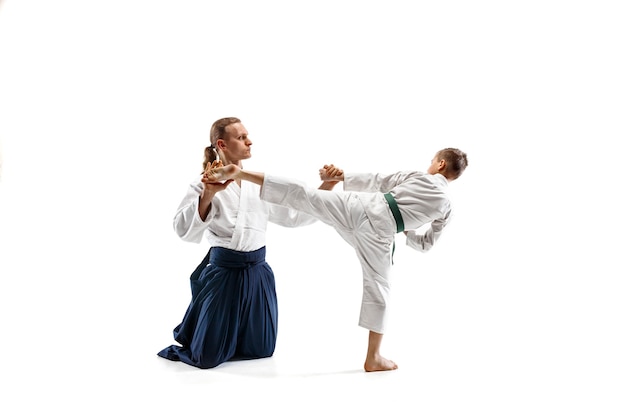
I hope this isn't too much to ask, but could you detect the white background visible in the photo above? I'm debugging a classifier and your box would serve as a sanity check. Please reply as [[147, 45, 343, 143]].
[[1, 1, 625, 415]]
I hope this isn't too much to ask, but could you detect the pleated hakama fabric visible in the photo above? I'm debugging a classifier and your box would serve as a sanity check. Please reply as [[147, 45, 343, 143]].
[[157, 246, 278, 369]]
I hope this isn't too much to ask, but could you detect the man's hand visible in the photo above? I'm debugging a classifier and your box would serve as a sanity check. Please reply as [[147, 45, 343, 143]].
[[201, 160, 233, 193]]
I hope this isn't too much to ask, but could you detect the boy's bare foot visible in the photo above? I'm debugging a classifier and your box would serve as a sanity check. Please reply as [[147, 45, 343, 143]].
[[364, 354, 398, 372], [205, 164, 240, 182]]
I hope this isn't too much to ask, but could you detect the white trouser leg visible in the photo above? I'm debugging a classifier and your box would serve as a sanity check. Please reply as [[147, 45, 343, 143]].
[[261, 175, 394, 333]]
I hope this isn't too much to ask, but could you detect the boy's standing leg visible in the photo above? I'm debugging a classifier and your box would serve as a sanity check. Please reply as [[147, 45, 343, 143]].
[[261, 175, 399, 371], [352, 220, 398, 371]]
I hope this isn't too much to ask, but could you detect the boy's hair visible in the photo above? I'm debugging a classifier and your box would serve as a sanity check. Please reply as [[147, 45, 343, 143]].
[[437, 148, 468, 180]]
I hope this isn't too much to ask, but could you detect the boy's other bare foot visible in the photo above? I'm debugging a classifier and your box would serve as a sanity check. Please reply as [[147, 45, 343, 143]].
[[205, 164, 240, 182], [364, 354, 398, 372]]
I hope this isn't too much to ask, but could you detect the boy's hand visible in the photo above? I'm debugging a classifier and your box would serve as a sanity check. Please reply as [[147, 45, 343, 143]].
[[319, 164, 344, 182]]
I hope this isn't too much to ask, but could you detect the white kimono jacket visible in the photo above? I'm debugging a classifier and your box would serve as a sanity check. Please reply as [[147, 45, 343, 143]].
[[259, 171, 453, 333], [344, 171, 452, 252], [173, 177, 316, 251]]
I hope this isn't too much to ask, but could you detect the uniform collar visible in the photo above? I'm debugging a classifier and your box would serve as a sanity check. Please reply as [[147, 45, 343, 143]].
[[432, 173, 449, 187]]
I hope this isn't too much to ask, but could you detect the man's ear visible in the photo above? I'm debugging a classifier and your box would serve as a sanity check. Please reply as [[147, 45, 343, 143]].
[[216, 139, 227, 151]]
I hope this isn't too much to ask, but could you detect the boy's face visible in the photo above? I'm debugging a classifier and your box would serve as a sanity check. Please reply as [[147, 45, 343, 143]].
[[427, 154, 444, 175]]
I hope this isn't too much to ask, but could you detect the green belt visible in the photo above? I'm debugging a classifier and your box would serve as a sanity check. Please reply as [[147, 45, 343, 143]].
[[384, 192, 404, 265], [384, 193, 405, 233]]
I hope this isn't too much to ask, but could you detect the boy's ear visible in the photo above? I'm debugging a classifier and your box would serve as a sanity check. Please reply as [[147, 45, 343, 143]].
[[438, 159, 447, 172]]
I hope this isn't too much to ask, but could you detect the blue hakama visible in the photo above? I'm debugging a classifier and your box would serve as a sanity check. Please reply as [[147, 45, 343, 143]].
[[157, 246, 278, 369]]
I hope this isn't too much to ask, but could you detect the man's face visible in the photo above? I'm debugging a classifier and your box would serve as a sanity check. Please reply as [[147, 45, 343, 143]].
[[220, 123, 252, 160]]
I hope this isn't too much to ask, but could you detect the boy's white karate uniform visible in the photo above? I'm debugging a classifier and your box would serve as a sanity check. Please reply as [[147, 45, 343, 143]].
[[260, 171, 451, 334]]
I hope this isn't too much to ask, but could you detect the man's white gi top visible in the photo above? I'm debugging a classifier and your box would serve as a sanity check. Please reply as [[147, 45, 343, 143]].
[[173, 177, 316, 251]]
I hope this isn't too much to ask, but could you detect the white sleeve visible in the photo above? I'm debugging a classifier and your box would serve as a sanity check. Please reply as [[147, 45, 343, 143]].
[[172, 181, 210, 243], [405, 214, 449, 252], [268, 203, 317, 227], [344, 171, 418, 193]]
